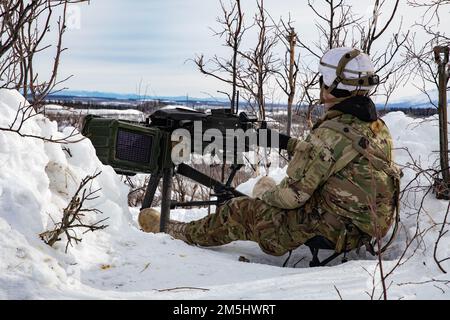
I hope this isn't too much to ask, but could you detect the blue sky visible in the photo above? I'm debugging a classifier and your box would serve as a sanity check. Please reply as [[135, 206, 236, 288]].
[[43, 0, 449, 101]]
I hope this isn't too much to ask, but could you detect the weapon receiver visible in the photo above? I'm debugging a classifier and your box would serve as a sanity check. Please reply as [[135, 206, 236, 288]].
[[82, 107, 288, 232]]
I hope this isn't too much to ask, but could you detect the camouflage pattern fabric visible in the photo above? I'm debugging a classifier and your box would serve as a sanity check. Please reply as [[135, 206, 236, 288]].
[[169, 196, 361, 256], [261, 109, 399, 238], [167, 109, 400, 255]]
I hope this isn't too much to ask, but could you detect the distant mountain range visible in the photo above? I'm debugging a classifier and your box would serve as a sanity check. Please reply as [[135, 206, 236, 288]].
[[386, 89, 439, 109], [50, 89, 441, 109], [49, 90, 229, 104]]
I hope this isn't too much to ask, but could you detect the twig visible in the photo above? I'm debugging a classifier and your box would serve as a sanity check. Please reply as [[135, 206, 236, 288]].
[[39, 171, 108, 253], [434, 202, 450, 273], [334, 285, 343, 300], [156, 287, 210, 292]]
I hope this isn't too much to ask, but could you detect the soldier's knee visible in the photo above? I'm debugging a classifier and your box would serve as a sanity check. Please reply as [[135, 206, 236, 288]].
[[219, 196, 257, 220], [258, 241, 291, 257]]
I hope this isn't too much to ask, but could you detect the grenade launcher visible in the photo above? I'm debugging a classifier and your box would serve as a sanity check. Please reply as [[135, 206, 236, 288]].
[[82, 107, 288, 232]]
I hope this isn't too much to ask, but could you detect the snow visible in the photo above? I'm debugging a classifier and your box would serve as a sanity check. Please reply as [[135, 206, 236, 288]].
[[0, 89, 449, 300], [44, 104, 145, 122]]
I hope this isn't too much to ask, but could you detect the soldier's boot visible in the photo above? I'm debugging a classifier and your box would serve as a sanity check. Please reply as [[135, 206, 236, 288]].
[[138, 208, 193, 243], [138, 208, 161, 233]]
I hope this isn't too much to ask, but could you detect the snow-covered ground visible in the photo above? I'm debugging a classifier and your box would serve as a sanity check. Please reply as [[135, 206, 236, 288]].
[[44, 104, 146, 122], [0, 89, 449, 300]]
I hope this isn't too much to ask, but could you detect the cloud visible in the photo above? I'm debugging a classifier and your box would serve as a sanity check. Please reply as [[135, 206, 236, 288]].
[[35, 0, 450, 100]]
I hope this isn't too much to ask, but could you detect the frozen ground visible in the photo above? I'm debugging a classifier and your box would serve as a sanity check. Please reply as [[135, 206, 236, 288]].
[[0, 89, 449, 300], [44, 104, 146, 122]]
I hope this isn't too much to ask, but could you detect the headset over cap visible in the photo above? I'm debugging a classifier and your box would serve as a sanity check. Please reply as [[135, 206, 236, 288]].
[[319, 47, 380, 100]]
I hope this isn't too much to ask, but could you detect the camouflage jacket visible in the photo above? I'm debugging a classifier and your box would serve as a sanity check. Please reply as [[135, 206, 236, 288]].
[[261, 108, 400, 238]]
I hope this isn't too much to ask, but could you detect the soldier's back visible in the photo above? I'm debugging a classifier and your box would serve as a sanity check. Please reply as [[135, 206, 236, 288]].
[[314, 112, 399, 238]]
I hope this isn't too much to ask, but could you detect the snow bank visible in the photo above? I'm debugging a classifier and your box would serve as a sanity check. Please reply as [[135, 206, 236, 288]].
[[0, 89, 132, 298], [0, 90, 449, 299], [384, 112, 450, 264]]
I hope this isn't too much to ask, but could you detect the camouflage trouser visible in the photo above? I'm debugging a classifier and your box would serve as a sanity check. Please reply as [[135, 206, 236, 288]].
[[180, 196, 362, 256]]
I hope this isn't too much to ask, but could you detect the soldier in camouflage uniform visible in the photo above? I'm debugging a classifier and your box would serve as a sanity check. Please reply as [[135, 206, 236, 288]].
[[141, 47, 401, 256]]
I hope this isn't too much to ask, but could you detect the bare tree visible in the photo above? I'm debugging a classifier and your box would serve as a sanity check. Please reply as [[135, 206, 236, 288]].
[[39, 171, 108, 253], [404, 0, 450, 108], [196, 0, 279, 120], [0, 0, 89, 144], [0, 1, 37, 61], [408, 0, 450, 23], [295, 0, 408, 120], [274, 16, 299, 136], [383, 146, 450, 285], [360, 0, 401, 55], [194, 0, 247, 113], [294, 0, 362, 127], [360, 0, 409, 106], [1, 1, 88, 101], [236, 0, 278, 120], [434, 202, 450, 273], [359, 145, 450, 299], [403, 1, 450, 274]]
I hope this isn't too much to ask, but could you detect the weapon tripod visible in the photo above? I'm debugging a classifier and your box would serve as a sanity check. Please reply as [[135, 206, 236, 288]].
[[140, 163, 245, 232]]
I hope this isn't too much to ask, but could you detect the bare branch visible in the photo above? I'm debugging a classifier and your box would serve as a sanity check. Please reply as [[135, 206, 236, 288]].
[[39, 171, 108, 253]]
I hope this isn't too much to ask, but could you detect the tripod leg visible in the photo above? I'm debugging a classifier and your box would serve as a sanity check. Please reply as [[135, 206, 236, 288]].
[[141, 172, 162, 210], [160, 167, 174, 233]]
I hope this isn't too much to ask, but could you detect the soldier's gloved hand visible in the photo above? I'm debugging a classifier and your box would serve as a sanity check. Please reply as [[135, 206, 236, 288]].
[[278, 132, 291, 151], [257, 127, 291, 150]]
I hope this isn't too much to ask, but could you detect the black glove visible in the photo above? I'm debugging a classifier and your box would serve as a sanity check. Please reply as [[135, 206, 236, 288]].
[[279, 132, 291, 150]]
